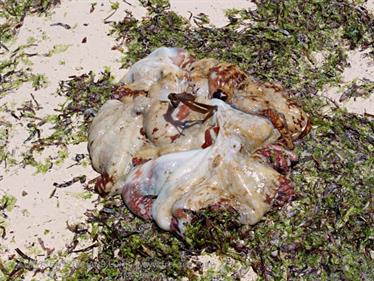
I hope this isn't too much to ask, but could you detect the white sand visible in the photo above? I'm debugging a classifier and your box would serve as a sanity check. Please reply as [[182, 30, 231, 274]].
[[169, 0, 255, 26], [322, 49, 374, 115], [0, 0, 372, 279]]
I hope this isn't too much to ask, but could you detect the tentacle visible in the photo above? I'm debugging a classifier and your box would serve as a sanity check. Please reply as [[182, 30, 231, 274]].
[[272, 176, 295, 207], [259, 108, 295, 150], [111, 85, 148, 103], [94, 173, 114, 197], [122, 182, 155, 220], [298, 117, 313, 139], [254, 144, 298, 173]]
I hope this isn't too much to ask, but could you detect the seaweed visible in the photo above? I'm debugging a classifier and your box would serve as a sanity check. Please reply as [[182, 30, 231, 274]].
[[0, 0, 61, 102], [0, 193, 17, 242], [46, 70, 115, 145], [339, 78, 374, 102], [0, 0, 61, 45], [247, 106, 374, 280], [0, 1, 61, 172], [0, 116, 14, 168], [58, 198, 191, 280], [0, 51, 33, 96], [19, 70, 116, 173], [110, 0, 372, 95]]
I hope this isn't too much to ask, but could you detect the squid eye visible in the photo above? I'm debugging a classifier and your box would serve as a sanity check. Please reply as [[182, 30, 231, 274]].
[[212, 89, 228, 101]]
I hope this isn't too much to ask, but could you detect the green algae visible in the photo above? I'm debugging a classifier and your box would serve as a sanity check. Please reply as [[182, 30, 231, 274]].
[[111, 0, 372, 94], [0, 117, 14, 168], [0, 1, 61, 173], [0, 194, 17, 251], [30, 73, 48, 90], [59, 198, 190, 280], [0, 54, 32, 96], [0, 194, 16, 213], [45, 44, 71, 57], [0, 0, 60, 100]]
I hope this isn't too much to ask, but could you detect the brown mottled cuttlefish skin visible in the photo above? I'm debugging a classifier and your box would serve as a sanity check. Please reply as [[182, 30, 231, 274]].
[[88, 47, 310, 233]]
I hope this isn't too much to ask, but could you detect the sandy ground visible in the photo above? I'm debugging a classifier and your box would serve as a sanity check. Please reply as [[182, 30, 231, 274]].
[[322, 48, 374, 114], [0, 0, 372, 280]]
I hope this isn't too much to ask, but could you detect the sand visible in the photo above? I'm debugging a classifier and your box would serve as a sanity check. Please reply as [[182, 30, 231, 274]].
[[0, 0, 372, 280], [322, 48, 374, 115]]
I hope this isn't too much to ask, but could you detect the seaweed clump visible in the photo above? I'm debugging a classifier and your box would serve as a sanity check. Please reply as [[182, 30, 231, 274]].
[[184, 206, 244, 254], [247, 106, 373, 280], [62, 199, 253, 281], [0, 0, 62, 170], [0, 0, 61, 91], [62, 199, 191, 280], [20, 71, 116, 171], [0, 0, 61, 45]]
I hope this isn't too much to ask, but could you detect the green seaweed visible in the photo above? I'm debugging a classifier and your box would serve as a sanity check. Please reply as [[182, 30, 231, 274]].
[[60, 198, 191, 280], [45, 44, 71, 57], [0, 117, 15, 168], [184, 207, 243, 255], [0, 55, 32, 96], [0, 194, 17, 253], [30, 73, 48, 90], [19, 70, 115, 173], [110, 0, 372, 95], [247, 106, 374, 280], [0, 1, 60, 100], [0, 0, 61, 45], [0, 194, 17, 212]]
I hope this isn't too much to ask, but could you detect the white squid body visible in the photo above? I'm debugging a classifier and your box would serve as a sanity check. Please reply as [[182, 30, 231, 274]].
[[117, 100, 281, 232], [121, 47, 192, 93], [88, 96, 150, 193]]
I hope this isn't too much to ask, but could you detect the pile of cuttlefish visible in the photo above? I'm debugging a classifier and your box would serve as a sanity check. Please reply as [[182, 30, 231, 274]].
[[88, 47, 311, 235]]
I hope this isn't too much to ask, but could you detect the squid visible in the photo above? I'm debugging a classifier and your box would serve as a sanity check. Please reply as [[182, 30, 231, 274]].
[[118, 99, 288, 233], [88, 47, 310, 233]]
